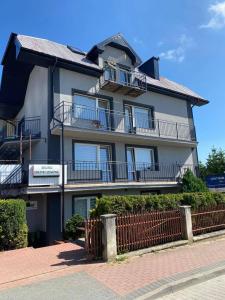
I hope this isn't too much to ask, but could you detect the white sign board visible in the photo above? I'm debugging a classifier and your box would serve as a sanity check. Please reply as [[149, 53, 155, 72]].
[[32, 165, 60, 177], [29, 164, 67, 186]]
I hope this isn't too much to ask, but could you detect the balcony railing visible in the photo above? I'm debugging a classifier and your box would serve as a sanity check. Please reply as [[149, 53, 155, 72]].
[[53, 102, 196, 142], [0, 117, 41, 142], [100, 65, 147, 97], [67, 161, 195, 184], [0, 161, 196, 188]]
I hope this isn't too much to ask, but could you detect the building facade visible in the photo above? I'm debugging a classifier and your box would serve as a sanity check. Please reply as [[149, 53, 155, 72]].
[[0, 33, 208, 244]]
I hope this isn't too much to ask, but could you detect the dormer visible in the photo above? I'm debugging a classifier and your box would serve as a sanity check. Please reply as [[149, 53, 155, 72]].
[[87, 34, 147, 97], [87, 33, 142, 68]]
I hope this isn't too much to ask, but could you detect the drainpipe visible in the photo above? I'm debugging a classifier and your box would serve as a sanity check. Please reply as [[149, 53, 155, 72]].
[[51, 57, 65, 237], [191, 104, 200, 176], [52, 116, 65, 237]]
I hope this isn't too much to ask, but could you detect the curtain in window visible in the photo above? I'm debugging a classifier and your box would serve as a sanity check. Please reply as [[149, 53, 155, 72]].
[[134, 148, 155, 170], [134, 107, 150, 129]]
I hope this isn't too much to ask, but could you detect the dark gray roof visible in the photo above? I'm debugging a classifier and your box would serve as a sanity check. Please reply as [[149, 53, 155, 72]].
[[17, 35, 100, 70], [145, 74, 205, 101], [15, 34, 208, 104]]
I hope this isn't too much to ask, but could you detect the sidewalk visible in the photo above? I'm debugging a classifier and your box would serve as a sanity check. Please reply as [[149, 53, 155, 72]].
[[1, 237, 225, 299]]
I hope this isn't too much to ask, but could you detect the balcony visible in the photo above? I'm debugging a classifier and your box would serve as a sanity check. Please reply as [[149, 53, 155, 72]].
[[52, 102, 196, 144], [0, 117, 41, 159], [0, 161, 196, 192], [100, 65, 147, 97], [67, 161, 194, 185]]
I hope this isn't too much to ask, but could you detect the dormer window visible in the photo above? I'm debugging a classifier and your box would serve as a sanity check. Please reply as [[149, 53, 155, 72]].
[[104, 62, 116, 81], [119, 68, 131, 86]]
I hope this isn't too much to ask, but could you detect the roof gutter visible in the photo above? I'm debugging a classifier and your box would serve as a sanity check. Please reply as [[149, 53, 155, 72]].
[[17, 47, 103, 77]]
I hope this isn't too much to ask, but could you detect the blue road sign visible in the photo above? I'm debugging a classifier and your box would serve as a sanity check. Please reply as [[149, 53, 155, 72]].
[[206, 174, 225, 188]]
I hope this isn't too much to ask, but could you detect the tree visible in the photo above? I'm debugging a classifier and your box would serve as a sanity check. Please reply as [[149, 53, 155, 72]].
[[181, 169, 208, 193], [206, 147, 225, 175], [198, 161, 208, 180]]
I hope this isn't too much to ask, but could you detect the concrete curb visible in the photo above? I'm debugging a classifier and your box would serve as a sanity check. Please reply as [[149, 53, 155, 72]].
[[193, 229, 225, 242], [117, 240, 189, 259], [134, 263, 225, 300]]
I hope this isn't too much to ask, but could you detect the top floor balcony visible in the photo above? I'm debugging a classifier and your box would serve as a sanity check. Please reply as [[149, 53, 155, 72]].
[[52, 102, 196, 145], [100, 64, 147, 97]]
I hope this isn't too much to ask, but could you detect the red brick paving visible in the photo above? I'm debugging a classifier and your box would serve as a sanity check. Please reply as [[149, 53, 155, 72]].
[[1, 238, 225, 296]]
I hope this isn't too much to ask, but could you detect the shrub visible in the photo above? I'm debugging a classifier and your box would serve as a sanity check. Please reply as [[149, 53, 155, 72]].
[[0, 199, 28, 251], [91, 192, 225, 217], [65, 214, 84, 240], [181, 169, 208, 193]]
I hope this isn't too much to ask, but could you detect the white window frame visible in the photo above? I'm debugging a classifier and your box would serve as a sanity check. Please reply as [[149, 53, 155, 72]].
[[73, 196, 97, 219], [73, 143, 111, 170], [124, 104, 153, 130], [72, 93, 109, 121], [127, 147, 155, 168]]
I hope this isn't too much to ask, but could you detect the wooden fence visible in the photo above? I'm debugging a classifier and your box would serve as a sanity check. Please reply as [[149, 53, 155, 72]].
[[85, 218, 103, 259], [192, 204, 225, 235], [116, 210, 183, 253]]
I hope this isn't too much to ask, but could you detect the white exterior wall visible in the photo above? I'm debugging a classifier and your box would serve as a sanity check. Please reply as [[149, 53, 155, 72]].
[[15, 66, 49, 160], [58, 65, 195, 167]]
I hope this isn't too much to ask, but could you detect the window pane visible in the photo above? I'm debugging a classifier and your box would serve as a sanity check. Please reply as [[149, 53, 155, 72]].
[[125, 106, 133, 133], [127, 148, 135, 180], [73, 95, 96, 120], [135, 148, 154, 170], [98, 100, 109, 129], [90, 198, 96, 210], [74, 144, 98, 170], [119, 69, 130, 85], [134, 107, 150, 129], [74, 198, 87, 219], [105, 66, 116, 81]]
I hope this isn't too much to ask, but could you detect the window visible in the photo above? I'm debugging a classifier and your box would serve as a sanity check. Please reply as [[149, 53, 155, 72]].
[[73, 94, 110, 129], [74, 143, 112, 181], [74, 95, 97, 120], [124, 104, 154, 132], [73, 196, 97, 219], [126, 147, 156, 174], [104, 65, 116, 81], [119, 69, 131, 85], [133, 107, 150, 129]]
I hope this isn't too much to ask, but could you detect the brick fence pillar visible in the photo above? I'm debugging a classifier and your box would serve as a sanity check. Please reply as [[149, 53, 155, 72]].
[[100, 214, 117, 261], [179, 206, 193, 243]]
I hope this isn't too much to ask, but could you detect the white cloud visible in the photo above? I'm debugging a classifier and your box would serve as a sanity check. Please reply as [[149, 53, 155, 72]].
[[200, 1, 225, 29], [159, 34, 193, 63]]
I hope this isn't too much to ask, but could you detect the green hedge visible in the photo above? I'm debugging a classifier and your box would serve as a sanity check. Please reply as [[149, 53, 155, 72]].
[[0, 199, 28, 251], [90, 192, 225, 217]]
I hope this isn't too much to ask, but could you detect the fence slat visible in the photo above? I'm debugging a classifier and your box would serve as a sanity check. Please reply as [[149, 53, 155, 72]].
[[116, 209, 182, 253], [192, 204, 225, 235]]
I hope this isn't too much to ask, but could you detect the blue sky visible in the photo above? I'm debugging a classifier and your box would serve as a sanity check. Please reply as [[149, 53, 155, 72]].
[[0, 0, 225, 162]]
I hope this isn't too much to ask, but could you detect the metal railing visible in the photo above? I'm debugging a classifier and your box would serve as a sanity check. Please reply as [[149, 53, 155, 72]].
[[0, 163, 24, 190], [67, 161, 195, 184], [53, 102, 196, 142], [0, 117, 41, 142], [0, 161, 195, 188], [192, 204, 225, 235], [100, 65, 147, 91]]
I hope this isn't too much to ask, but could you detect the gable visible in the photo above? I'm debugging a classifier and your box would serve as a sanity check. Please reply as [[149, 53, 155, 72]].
[[87, 34, 142, 67]]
